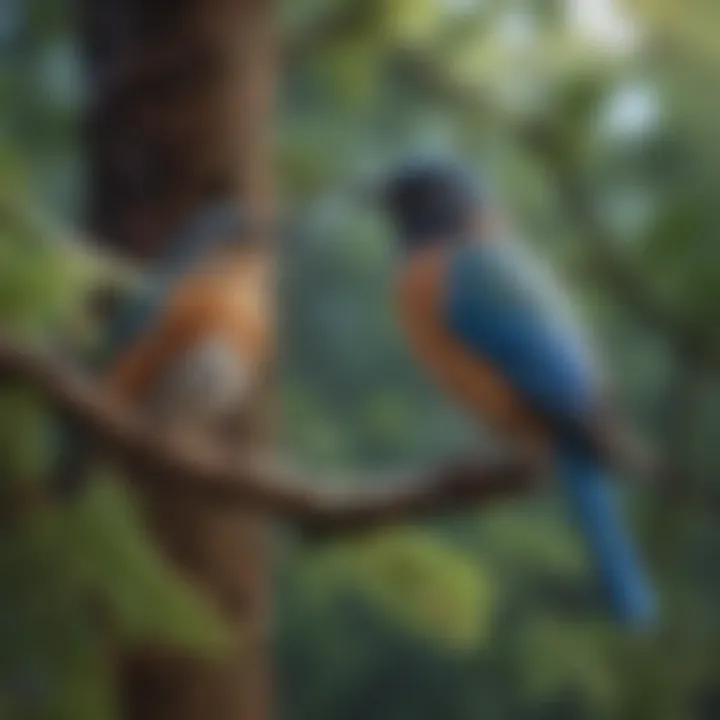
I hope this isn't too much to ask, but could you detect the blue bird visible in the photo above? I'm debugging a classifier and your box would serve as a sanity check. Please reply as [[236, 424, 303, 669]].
[[382, 161, 658, 629]]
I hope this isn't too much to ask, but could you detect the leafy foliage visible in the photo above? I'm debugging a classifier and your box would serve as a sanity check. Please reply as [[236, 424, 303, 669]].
[[2, 0, 720, 718], [299, 529, 496, 650]]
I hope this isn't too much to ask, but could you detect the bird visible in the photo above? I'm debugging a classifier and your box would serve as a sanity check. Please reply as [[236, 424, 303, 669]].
[[52, 203, 273, 496], [380, 159, 658, 629]]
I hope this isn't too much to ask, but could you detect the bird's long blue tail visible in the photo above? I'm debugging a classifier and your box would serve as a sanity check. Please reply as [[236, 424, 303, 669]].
[[558, 446, 658, 630]]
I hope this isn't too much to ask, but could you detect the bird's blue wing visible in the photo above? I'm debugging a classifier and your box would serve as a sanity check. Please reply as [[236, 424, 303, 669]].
[[445, 239, 601, 431]]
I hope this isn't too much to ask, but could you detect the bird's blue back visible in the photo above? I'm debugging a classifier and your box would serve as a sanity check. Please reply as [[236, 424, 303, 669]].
[[446, 238, 600, 428]]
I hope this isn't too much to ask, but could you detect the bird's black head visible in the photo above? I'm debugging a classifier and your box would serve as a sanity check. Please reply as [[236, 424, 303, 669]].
[[380, 160, 481, 251]]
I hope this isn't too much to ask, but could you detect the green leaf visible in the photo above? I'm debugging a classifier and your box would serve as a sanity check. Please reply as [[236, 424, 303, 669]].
[[71, 479, 232, 654], [323, 530, 497, 651], [382, 0, 443, 45]]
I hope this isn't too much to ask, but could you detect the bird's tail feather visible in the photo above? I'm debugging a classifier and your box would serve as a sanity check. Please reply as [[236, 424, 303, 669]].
[[558, 445, 658, 630]]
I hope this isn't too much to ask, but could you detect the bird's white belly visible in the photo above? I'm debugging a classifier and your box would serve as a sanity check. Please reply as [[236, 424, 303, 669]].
[[148, 335, 253, 425]]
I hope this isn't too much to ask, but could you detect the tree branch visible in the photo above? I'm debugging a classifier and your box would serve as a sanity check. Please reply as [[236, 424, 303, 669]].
[[0, 334, 540, 534], [1, 333, 718, 525]]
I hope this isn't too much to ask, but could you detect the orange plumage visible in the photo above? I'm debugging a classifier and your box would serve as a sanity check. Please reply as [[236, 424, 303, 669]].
[[107, 250, 273, 417], [396, 248, 544, 446]]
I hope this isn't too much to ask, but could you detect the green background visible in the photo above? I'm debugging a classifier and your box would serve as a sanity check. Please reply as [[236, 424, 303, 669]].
[[1, 0, 720, 717]]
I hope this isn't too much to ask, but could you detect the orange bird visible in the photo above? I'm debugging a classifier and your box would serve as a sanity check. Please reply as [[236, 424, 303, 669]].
[[54, 206, 272, 493]]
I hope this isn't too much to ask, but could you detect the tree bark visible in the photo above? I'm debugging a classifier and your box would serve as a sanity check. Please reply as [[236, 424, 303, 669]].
[[82, 1, 276, 718]]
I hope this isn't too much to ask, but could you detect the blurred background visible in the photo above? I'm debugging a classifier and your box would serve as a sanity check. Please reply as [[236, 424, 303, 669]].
[[1, 0, 720, 718]]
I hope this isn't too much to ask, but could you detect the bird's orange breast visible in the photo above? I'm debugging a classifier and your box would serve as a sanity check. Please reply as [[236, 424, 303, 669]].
[[107, 251, 272, 404], [396, 250, 542, 443]]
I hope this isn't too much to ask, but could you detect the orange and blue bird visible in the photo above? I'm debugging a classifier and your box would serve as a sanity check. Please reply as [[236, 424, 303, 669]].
[[54, 205, 272, 495], [382, 161, 658, 629]]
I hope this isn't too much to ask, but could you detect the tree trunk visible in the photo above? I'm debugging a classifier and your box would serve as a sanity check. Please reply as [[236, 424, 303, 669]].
[[82, 1, 276, 718]]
